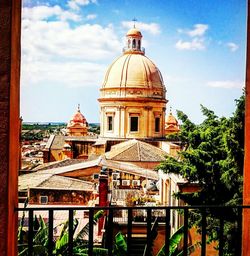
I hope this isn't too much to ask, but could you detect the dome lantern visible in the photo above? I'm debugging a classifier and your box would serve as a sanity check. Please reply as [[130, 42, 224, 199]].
[[123, 25, 145, 54]]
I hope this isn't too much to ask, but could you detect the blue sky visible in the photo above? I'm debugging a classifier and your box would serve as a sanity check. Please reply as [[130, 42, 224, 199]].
[[21, 0, 246, 123]]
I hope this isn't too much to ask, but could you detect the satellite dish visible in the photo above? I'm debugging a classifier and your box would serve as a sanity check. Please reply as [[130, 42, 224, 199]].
[[141, 179, 151, 188], [142, 180, 158, 191]]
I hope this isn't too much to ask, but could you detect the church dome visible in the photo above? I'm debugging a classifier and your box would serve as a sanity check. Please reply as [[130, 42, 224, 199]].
[[166, 112, 178, 125], [101, 27, 165, 98], [126, 28, 142, 37], [67, 105, 87, 128], [72, 111, 86, 123], [67, 105, 88, 136], [102, 54, 164, 90], [165, 111, 180, 134]]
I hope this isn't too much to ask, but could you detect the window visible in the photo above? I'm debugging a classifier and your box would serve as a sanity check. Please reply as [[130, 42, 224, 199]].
[[112, 180, 120, 188], [122, 180, 130, 186], [138, 40, 141, 50], [93, 173, 99, 179], [155, 117, 160, 132], [40, 196, 48, 204], [132, 180, 140, 186], [107, 116, 113, 131], [112, 173, 120, 180], [130, 116, 139, 132], [132, 39, 136, 48]]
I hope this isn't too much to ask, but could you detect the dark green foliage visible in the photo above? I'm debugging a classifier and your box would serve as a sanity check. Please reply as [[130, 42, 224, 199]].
[[156, 225, 199, 256], [156, 94, 245, 255], [18, 210, 107, 256], [113, 232, 127, 256]]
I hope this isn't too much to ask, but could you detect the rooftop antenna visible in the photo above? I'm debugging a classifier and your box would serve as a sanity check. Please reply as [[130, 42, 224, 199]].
[[132, 17, 137, 28]]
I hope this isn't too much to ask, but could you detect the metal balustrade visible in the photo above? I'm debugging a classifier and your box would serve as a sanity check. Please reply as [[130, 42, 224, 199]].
[[16, 205, 250, 256]]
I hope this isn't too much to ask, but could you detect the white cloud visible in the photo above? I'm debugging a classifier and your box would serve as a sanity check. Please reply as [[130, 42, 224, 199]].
[[21, 59, 106, 87], [67, 0, 97, 11], [21, 6, 121, 88], [176, 24, 208, 51], [22, 5, 81, 21], [227, 42, 239, 52], [187, 24, 208, 37], [178, 24, 208, 37], [175, 38, 205, 50], [86, 14, 97, 20], [207, 80, 244, 89], [121, 21, 161, 35]]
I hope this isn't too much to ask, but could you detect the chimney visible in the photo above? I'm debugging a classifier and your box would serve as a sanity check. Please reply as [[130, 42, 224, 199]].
[[98, 167, 109, 235]]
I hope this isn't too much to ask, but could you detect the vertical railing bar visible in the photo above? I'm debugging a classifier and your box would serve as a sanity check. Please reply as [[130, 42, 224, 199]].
[[48, 209, 54, 256], [236, 207, 242, 255], [183, 208, 188, 256], [201, 208, 206, 256], [28, 209, 34, 256], [88, 208, 94, 256], [68, 209, 74, 256], [218, 216, 224, 256], [127, 208, 132, 255], [146, 208, 152, 255], [165, 208, 170, 256], [108, 209, 113, 256]]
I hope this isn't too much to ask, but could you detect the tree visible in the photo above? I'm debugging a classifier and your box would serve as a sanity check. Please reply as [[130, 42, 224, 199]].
[[157, 94, 245, 255]]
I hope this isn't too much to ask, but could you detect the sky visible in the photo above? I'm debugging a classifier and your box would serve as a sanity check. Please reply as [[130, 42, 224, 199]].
[[21, 0, 247, 124]]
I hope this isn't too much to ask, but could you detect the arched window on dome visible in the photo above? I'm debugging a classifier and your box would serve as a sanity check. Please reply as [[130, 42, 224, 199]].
[[132, 39, 136, 49], [128, 39, 131, 48], [138, 40, 141, 50]]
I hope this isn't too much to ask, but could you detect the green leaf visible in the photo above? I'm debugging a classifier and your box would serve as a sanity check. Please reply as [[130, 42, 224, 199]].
[[76, 210, 104, 241], [113, 232, 127, 256]]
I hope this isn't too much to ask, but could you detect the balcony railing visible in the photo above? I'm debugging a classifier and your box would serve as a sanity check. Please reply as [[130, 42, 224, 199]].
[[16, 205, 250, 256], [122, 47, 145, 54]]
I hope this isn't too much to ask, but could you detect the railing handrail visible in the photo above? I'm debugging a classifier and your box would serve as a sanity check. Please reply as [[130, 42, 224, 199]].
[[15, 204, 250, 211]]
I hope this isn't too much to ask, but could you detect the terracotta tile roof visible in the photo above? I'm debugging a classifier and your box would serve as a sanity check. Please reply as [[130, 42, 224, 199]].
[[45, 135, 55, 149], [45, 135, 98, 150], [45, 135, 66, 150], [19, 173, 52, 191], [19, 157, 101, 191], [33, 159, 87, 171], [100, 158, 158, 180], [19, 173, 94, 191], [105, 139, 167, 162], [37, 175, 94, 191]]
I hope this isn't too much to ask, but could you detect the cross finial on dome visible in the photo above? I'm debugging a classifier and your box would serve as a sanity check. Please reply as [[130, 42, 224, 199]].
[[170, 106, 172, 114], [132, 17, 137, 28], [77, 104, 80, 112]]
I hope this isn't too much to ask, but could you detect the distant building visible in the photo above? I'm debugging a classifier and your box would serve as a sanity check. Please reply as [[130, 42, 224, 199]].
[[67, 104, 88, 136], [165, 110, 180, 135]]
